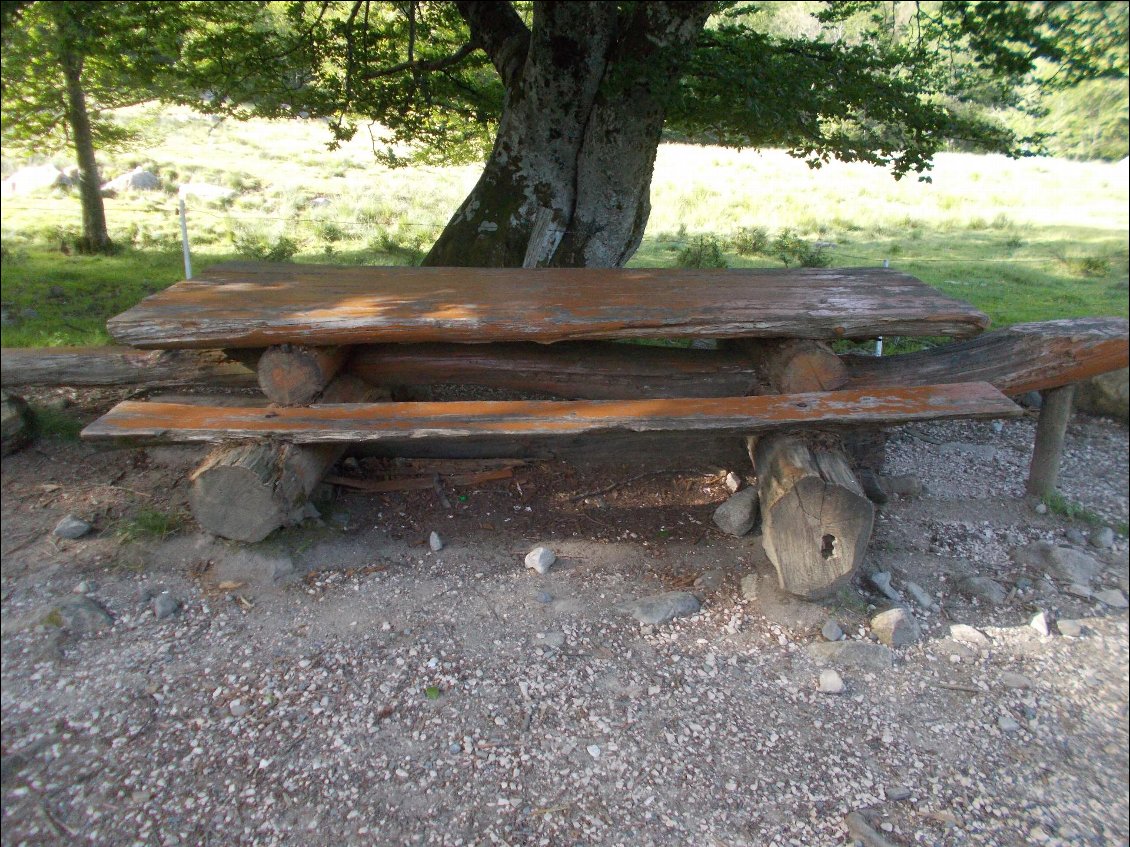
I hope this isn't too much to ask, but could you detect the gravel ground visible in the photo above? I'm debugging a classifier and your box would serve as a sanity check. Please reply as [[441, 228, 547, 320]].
[[2, 410, 1128, 847]]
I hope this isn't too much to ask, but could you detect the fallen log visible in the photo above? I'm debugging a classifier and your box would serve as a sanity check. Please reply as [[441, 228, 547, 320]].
[[187, 375, 377, 542], [0, 346, 257, 389], [257, 344, 348, 405], [746, 340, 873, 599]]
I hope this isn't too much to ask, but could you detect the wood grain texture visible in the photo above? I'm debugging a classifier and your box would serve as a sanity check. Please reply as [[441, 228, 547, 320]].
[[843, 317, 1129, 394], [257, 344, 348, 405], [348, 341, 760, 399], [81, 382, 1019, 445], [106, 263, 990, 349], [0, 346, 257, 388]]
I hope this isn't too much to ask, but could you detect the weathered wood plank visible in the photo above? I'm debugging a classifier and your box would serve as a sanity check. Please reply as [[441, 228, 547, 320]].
[[348, 341, 760, 399], [81, 382, 1019, 445], [843, 317, 1129, 394], [106, 263, 990, 349], [0, 346, 257, 389]]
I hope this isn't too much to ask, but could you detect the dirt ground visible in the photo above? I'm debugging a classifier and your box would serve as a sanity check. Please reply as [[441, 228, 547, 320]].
[[1, 388, 1128, 847]]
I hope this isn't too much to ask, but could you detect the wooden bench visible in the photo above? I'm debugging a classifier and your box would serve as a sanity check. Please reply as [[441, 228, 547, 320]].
[[75, 263, 1128, 598]]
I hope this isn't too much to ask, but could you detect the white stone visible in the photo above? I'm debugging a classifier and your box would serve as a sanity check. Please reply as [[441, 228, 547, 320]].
[[428, 531, 444, 553], [525, 546, 556, 574], [818, 669, 844, 694]]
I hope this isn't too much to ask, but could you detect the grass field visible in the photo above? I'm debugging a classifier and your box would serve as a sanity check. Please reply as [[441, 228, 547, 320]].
[[2, 105, 1127, 348]]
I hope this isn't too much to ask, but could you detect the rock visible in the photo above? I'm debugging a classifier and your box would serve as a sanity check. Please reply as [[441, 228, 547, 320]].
[[151, 594, 181, 620], [724, 471, 741, 493], [739, 573, 759, 601], [818, 669, 844, 694], [178, 182, 236, 202], [1034, 502, 1048, 515], [229, 699, 248, 717], [991, 420, 1004, 434], [904, 581, 935, 609], [1065, 583, 1092, 598], [621, 591, 701, 625], [1094, 588, 1129, 608], [870, 608, 920, 648], [1030, 611, 1050, 637], [743, 573, 828, 630], [1, 390, 31, 456], [0, 164, 63, 197], [949, 624, 990, 647], [857, 468, 888, 504], [525, 546, 556, 575], [806, 640, 894, 671], [934, 638, 975, 660], [1013, 542, 1103, 584], [53, 596, 113, 634], [586, 744, 601, 759], [535, 591, 554, 604], [101, 167, 161, 193], [998, 715, 1021, 733], [534, 631, 565, 650], [712, 488, 759, 537], [1073, 367, 1128, 423], [1089, 527, 1115, 550], [999, 672, 1033, 690], [958, 576, 1007, 606], [53, 515, 92, 540], [1064, 528, 1087, 546], [693, 569, 725, 594], [883, 474, 922, 498], [72, 580, 96, 595], [1056, 618, 1083, 638], [886, 786, 912, 802], [1017, 390, 1043, 410], [428, 531, 444, 553], [869, 571, 902, 602], [821, 619, 844, 642], [216, 549, 295, 584]]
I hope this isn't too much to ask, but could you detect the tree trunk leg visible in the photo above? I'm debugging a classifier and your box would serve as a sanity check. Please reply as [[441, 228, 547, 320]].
[[257, 344, 348, 406], [188, 375, 375, 541], [1025, 384, 1075, 499], [748, 434, 875, 599]]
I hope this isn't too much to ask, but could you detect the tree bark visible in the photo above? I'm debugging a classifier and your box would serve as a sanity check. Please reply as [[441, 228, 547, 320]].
[[424, 2, 712, 268], [54, 5, 112, 255]]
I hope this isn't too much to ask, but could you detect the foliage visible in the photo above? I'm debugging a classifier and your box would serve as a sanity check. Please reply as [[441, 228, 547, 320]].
[[676, 235, 728, 268], [729, 225, 771, 256], [771, 228, 832, 267], [28, 404, 84, 440], [114, 508, 184, 543], [232, 229, 300, 262]]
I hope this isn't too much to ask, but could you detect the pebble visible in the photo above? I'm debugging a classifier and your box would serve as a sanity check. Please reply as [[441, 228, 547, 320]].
[[693, 569, 725, 594], [53, 595, 113, 634], [72, 580, 96, 595], [807, 641, 894, 671], [958, 575, 1007, 606], [821, 619, 844, 642], [949, 624, 990, 646], [1030, 611, 1050, 637], [1094, 588, 1128, 608], [886, 786, 912, 801], [724, 471, 741, 493], [621, 591, 701, 625], [151, 594, 181, 621], [818, 669, 844, 694], [525, 546, 556, 574], [53, 515, 92, 540], [1056, 618, 1083, 638], [904, 581, 935, 609], [998, 715, 1021, 733], [712, 488, 759, 536], [1065, 583, 1092, 598], [428, 531, 444, 553], [1034, 501, 1048, 515], [869, 571, 902, 602], [870, 607, 920, 648], [1013, 541, 1102, 584], [535, 591, 554, 604], [1065, 528, 1087, 545], [999, 671, 1033, 690], [739, 574, 759, 601], [586, 744, 601, 759], [229, 700, 248, 717]]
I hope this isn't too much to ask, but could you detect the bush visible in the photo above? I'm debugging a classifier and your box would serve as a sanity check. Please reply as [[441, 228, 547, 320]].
[[232, 228, 299, 262], [772, 228, 831, 268], [729, 225, 771, 256], [676, 235, 727, 268]]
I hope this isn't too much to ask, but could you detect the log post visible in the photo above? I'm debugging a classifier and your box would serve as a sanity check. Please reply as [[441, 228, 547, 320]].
[[257, 344, 348, 406], [743, 339, 874, 598], [188, 374, 376, 541], [1025, 384, 1075, 499]]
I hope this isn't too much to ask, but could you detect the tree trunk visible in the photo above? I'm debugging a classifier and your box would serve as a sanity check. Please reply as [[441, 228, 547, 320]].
[[55, 8, 112, 255], [424, 2, 712, 268]]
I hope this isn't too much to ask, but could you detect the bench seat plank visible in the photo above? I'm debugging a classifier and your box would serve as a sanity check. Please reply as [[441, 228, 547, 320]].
[[82, 382, 1019, 445], [107, 263, 990, 349]]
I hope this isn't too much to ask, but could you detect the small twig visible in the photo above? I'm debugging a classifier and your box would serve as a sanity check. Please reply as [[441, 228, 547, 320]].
[[934, 682, 981, 693]]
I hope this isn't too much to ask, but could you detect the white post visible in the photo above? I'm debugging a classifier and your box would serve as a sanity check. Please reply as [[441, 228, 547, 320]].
[[876, 258, 889, 356], [179, 197, 193, 280]]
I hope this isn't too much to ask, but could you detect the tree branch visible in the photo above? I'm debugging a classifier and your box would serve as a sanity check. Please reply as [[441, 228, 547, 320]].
[[363, 41, 478, 79], [454, 1, 530, 88]]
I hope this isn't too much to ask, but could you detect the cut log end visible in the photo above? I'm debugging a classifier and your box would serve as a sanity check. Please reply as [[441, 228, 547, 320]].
[[257, 344, 347, 406], [189, 460, 289, 543]]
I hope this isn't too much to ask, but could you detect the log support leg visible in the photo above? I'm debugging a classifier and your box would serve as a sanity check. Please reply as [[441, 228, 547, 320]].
[[257, 344, 348, 406], [748, 434, 875, 599], [188, 375, 376, 541], [1025, 384, 1075, 499]]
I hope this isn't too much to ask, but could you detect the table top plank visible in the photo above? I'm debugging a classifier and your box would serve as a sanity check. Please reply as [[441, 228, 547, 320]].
[[107, 263, 989, 349], [82, 382, 1019, 445]]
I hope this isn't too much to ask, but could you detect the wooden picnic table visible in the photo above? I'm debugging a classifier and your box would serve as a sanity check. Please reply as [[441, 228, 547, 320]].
[[80, 261, 1128, 598]]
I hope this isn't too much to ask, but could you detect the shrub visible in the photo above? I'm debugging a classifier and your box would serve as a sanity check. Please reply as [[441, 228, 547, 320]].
[[729, 225, 771, 256], [232, 228, 299, 262], [772, 228, 831, 268], [676, 235, 727, 268]]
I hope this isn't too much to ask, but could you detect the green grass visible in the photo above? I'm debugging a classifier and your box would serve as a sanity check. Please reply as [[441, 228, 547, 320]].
[[1042, 492, 1130, 536], [2, 104, 1128, 348], [28, 404, 85, 440], [113, 508, 183, 543]]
